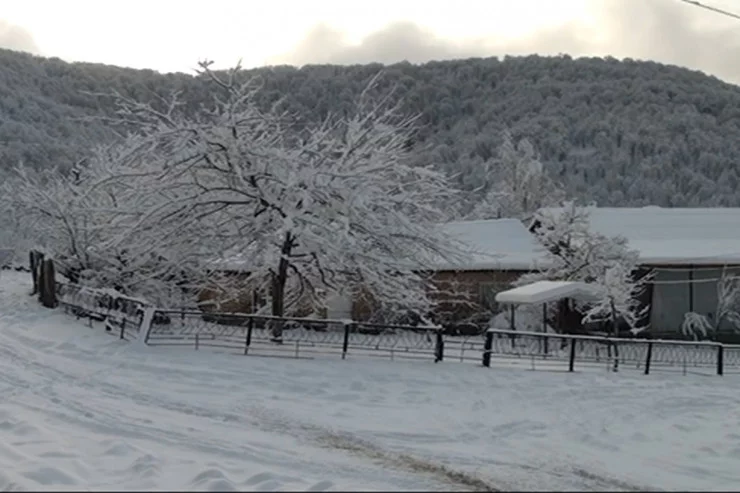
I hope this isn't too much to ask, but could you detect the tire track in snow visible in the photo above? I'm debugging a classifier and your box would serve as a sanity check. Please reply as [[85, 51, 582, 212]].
[[245, 405, 500, 492]]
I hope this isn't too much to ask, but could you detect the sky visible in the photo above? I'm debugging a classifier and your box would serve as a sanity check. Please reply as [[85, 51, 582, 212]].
[[2, 0, 740, 83]]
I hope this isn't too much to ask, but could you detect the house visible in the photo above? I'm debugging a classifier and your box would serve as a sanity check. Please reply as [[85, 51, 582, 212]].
[[537, 207, 740, 335], [200, 218, 551, 323], [417, 218, 551, 323]]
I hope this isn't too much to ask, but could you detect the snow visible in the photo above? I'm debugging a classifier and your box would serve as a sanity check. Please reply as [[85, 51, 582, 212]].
[[3, 270, 740, 491], [430, 218, 552, 271], [495, 280, 600, 305], [540, 207, 740, 265]]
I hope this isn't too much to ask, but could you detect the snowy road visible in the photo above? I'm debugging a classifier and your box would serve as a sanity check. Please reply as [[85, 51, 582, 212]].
[[2, 270, 740, 491]]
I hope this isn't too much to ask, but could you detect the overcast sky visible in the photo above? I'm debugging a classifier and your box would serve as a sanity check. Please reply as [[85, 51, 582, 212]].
[[3, 0, 740, 83]]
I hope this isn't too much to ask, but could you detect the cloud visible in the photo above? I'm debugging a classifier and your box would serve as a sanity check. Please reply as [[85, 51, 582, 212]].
[[0, 20, 40, 54], [268, 22, 491, 66], [268, 0, 740, 83]]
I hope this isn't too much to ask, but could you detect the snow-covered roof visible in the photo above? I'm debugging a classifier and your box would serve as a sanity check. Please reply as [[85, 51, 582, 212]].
[[432, 218, 551, 271], [495, 280, 601, 305], [538, 207, 740, 266]]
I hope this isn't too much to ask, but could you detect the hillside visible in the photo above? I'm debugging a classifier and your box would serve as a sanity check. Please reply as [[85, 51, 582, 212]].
[[2, 49, 740, 207]]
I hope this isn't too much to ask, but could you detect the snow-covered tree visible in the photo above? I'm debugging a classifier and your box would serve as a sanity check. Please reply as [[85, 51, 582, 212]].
[[519, 202, 651, 334], [104, 62, 465, 335], [581, 261, 650, 335], [681, 270, 740, 340], [468, 131, 565, 221], [0, 143, 210, 305]]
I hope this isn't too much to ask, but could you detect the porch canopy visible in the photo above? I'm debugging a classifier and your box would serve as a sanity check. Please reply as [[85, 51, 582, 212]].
[[494, 280, 600, 332]]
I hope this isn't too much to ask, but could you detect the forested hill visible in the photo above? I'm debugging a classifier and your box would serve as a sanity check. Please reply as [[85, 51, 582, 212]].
[[2, 48, 740, 207]]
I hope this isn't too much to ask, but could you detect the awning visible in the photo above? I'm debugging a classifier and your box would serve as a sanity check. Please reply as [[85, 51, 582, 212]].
[[495, 280, 600, 305]]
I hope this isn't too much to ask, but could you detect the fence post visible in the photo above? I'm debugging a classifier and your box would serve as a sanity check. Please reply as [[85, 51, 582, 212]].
[[195, 333, 199, 351], [644, 341, 653, 375], [482, 331, 493, 368], [434, 330, 444, 363], [245, 317, 253, 355], [119, 320, 125, 340], [717, 344, 724, 376], [568, 337, 576, 372], [342, 323, 351, 360], [611, 341, 619, 373]]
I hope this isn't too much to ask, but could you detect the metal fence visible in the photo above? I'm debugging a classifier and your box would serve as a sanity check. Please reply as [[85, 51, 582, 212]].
[[481, 329, 740, 376], [48, 280, 740, 377], [145, 309, 486, 363]]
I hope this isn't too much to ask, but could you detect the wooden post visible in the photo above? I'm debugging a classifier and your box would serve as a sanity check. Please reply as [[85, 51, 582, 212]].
[[39, 259, 57, 308]]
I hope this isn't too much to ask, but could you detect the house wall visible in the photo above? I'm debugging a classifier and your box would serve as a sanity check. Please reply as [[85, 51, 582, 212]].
[[196, 271, 322, 318], [423, 270, 525, 323], [648, 265, 740, 332], [350, 270, 526, 322], [201, 269, 528, 323], [197, 271, 256, 313]]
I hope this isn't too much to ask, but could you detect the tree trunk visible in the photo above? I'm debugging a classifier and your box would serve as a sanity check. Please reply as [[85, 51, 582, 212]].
[[270, 232, 293, 342]]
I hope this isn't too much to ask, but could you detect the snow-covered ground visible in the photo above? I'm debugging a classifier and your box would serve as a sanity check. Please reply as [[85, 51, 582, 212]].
[[2, 270, 740, 491]]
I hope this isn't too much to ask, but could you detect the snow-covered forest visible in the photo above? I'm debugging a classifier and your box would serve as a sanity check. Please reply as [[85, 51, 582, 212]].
[[3, 48, 740, 208]]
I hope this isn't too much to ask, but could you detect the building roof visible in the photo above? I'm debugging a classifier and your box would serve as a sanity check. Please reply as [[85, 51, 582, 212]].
[[211, 218, 550, 273], [539, 207, 740, 266], [432, 218, 551, 271]]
